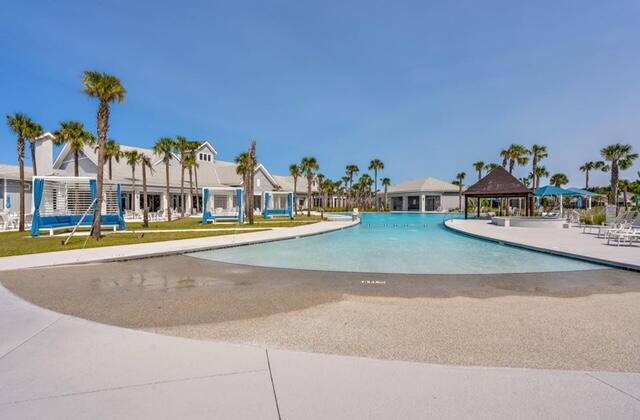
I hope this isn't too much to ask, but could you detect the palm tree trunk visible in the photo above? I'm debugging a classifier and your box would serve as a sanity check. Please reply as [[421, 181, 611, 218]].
[[180, 165, 185, 217], [384, 187, 388, 211], [194, 167, 200, 212], [142, 164, 149, 227], [131, 166, 136, 213], [165, 161, 172, 221], [74, 150, 79, 177], [18, 138, 25, 232], [188, 168, 193, 215], [30, 141, 38, 176], [585, 170, 589, 189], [307, 178, 312, 217], [611, 162, 619, 206], [293, 177, 297, 215], [374, 169, 379, 211], [91, 101, 109, 240], [108, 158, 113, 181]]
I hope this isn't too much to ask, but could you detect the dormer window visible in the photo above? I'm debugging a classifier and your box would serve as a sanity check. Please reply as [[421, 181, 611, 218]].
[[199, 153, 212, 162]]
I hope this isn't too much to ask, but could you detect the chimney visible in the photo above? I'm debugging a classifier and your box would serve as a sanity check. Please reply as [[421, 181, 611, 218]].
[[35, 132, 55, 176]]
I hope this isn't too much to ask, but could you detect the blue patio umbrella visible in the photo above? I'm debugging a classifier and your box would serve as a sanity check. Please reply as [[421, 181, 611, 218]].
[[535, 185, 580, 215], [5, 195, 11, 209]]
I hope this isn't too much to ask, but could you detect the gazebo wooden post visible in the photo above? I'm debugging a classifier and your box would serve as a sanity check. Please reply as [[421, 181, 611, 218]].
[[464, 195, 469, 219]]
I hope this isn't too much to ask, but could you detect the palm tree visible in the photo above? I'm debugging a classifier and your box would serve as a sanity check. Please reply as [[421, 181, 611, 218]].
[[381, 177, 391, 211], [123, 150, 141, 213], [618, 179, 631, 210], [289, 164, 301, 215], [235, 152, 250, 220], [484, 162, 500, 173], [247, 140, 257, 224], [140, 154, 153, 227], [472, 161, 484, 180], [579, 161, 606, 189], [550, 173, 569, 187], [500, 149, 509, 167], [534, 166, 549, 187], [53, 121, 96, 176], [174, 135, 190, 217], [359, 173, 373, 208], [345, 164, 359, 209], [153, 137, 175, 221], [530, 145, 548, 189], [103, 139, 121, 181], [6, 113, 31, 231], [25, 120, 44, 176], [188, 141, 201, 212], [316, 173, 326, 208], [506, 144, 530, 174], [368, 159, 384, 210], [454, 172, 466, 209], [184, 153, 197, 215], [600, 143, 638, 206], [301, 157, 319, 216], [83, 71, 126, 239]]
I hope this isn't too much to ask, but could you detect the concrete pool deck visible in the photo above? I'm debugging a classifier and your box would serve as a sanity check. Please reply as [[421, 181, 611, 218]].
[[0, 219, 358, 272], [1, 282, 639, 419], [445, 219, 640, 271]]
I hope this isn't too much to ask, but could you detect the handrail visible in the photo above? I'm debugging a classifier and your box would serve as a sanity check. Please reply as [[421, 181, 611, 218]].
[[63, 198, 97, 246]]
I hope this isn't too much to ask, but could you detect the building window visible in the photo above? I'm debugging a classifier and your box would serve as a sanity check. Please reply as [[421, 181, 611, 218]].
[[256, 178, 261, 187]]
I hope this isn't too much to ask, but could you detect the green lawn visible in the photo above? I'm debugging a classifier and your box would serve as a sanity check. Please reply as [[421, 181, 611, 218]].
[[0, 215, 322, 258]]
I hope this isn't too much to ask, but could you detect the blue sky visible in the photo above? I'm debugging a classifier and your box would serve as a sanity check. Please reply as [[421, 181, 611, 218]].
[[1, 0, 639, 187]]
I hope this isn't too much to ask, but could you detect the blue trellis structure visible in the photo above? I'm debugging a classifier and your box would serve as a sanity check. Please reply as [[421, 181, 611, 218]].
[[262, 191, 294, 219], [31, 176, 126, 236], [202, 186, 244, 224]]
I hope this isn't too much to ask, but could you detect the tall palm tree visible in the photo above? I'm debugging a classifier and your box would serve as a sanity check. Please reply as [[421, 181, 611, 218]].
[[123, 150, 140, 213], [454, 172, 466, 209], [359, 173, 373, 208], [550, 173, 569, 187], [140, 154, 153, 227], [345, 164, 359, 209], [579, 161, 606, 189], [289, 164, 301, 215], [530, 145, 548, 189], [83, 71, 126, 239], [500, 149, 509, 168], [53, 121, 96, 176], [103, 139, 121, 181], [618, 179, 631, 210], [316, 173, 326, 208], [600, 143, 638, 206], [25, 120, 44, 176], [184, 153, 197, 215], [174, 135, 190, 217], [6, 113, 31, 231], [247, 140, 257, 224], [506, 144, 530, 174], [472, 161, 484, 181], [235, 152, 250, 221], [368, 159, 384, 210], [188, 141, 201, 212], [301, 157, 319, 216], [534, 166, 549, 187], [153, 137, 175, 221], [381, 177, 391, 211]]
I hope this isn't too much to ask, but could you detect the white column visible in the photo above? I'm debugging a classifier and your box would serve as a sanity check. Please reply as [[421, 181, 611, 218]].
[[187, 192, 193, 214], [419, 195, 425, 212], [161, 192, 168, 211], [3, 178, 7, 210], [402, 196, 408, 211]]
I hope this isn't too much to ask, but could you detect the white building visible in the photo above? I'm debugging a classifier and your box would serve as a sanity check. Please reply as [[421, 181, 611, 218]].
[[378, 177, 461, 212]]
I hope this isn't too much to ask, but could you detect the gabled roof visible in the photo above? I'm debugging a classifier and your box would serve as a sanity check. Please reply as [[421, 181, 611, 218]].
[[196, 141, 218, 156], [464, 166, 532, 197], [385, 177, 459, 194]]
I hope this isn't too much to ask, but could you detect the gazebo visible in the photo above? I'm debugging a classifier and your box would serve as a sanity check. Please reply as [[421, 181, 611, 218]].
[[463, 166, 534, 219]]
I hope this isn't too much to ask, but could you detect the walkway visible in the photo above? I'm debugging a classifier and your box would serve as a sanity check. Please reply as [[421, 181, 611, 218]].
[[0, 283, 638, 419], [0, 220, 358, 272], [445, 219, 640, 271]]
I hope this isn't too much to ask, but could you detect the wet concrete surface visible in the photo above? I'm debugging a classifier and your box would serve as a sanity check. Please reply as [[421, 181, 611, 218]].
[[2, 255, 640, 371]]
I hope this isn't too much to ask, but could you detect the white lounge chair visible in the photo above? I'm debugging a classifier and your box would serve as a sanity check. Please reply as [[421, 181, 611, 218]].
[[607, 228, 640, 246]]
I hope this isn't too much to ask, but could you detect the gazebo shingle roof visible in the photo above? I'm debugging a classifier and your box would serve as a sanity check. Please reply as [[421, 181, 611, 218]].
[[464, 166, 532, 197]]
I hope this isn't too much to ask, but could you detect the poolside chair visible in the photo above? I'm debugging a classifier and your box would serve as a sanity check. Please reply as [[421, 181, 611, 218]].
[[352, 208, 360, 221], [0, 214, 7, 231], [607, 228, 640, 246], [24, 213, 33, 228]]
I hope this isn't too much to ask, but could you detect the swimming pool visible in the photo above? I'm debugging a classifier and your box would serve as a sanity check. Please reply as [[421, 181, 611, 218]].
[[189, 213, 603, 274]]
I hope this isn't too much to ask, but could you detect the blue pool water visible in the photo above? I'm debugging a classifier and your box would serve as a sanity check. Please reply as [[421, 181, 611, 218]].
[[189, 213, 603, 274]]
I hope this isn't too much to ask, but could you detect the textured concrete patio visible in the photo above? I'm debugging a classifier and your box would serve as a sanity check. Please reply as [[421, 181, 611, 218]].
[[1, 283, 639, 419], [446, 219, 640, 270]]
